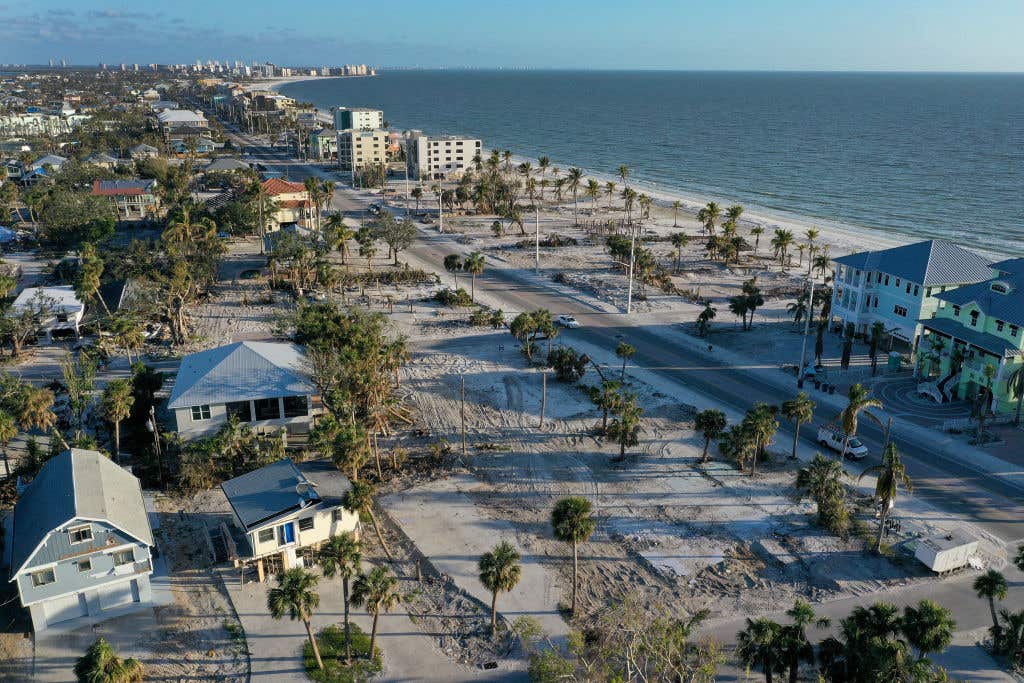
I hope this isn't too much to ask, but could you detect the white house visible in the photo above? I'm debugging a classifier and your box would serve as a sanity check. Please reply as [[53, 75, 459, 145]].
[[10, 285, 85, 341], [166, 341, 323, 441], [6, 449, 155, 632], [830, 239, 994, 347], [221, 458, 359, 581]]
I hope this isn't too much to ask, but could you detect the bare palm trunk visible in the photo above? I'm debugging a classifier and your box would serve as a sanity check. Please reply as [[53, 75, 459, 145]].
[[791, 420, 801, 459], [343, 578, 352, 663], [114, 420, 121, 463], [571, 541, 579, 613], [989, 597, 1000, 634], [701, 437, 711, 463], [303, 616, 324, 669], [368, 511, 393, 561], [876, 505, 889, 553], [490, 590, 498, 637], [371, 434, 383, 479], [369, 611, 379, 659]]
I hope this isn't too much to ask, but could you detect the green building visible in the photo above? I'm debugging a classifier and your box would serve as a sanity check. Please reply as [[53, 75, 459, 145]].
[[917, 257, 1024, 415]]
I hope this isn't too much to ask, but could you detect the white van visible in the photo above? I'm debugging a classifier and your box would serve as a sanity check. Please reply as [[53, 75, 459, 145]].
[[816, 425, 869, 460]]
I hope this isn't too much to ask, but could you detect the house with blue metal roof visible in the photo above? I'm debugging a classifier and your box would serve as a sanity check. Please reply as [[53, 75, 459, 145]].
[[167, 341, 323, 441], [220, 458, 358, 581], [831, 240, 993, 346], [5, 449, 155, 632], [917, 258, 1024, 415]]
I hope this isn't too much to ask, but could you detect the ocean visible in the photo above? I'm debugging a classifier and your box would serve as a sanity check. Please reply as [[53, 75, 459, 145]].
[[280, 70, 1024, 256]]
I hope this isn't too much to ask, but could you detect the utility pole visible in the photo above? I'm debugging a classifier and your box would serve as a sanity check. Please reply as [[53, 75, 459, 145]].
[[797, 277, 815, 387], [460, 375, 467, 458], [535, 203, 540, 274], [539, 371, 547, 429], [438, 191, 444, 234], [626, 222, 637, 314]]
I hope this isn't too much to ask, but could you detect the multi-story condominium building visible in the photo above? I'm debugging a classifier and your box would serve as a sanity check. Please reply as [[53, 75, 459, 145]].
[[258, 178, 312, 229], [309, 129, 338, 160], [91, 179, 161, 219], [917, 258, 1024, 414], [337, 129, 387, 174], [333, 107, 383, 131], [7, 449, 156, 632], [830, 240, 993, 347], [405, 131, 482, 180]]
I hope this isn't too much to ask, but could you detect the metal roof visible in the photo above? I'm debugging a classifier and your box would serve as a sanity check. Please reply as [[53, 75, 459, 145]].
[[833, 240, 993, 286], [919, 315, 1019, 356], [9, 449, 153, 576], [934, 271, 1024, 329], [221, 458, 331, 530], [166, 341, 314, 409]]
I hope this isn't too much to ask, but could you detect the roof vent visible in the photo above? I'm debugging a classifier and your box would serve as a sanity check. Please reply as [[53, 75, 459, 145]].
[[990, 281, 1011, 295]]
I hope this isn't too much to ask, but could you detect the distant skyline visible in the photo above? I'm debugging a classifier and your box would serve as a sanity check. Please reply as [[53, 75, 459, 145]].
[[2, 1, 1024, 72]]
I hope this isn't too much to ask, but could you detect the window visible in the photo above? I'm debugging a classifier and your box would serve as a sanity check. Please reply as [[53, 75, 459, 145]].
[[1012, 325, 1019, 338], [77, 558, 92, 573], [31, 568, 56, 587], [997, 320, 1005, 332], [953, 306, 961, 317], [913, 285, 919, 296], [226, 401, 251, 422], [905, 283, 911, 294], [873, 296, 879, 308], [332, 508, 346, 521], [893, 305, 908, 317], [191, 405, 211, 421], [895, 278, 901, 287], [253, 397, 281, 421], [258, 528, 275, 544], [112, 550, 134, 566], [298, 517, 314, 531], [926, 287, 932, 297], [970, 311, 979, 327], [283, 396, 308, 418], [884, 275, 890, 286], [68, 525, 93, 544]]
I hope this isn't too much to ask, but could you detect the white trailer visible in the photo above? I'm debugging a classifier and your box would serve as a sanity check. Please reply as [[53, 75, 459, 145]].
[[914, 531, 979, 573]]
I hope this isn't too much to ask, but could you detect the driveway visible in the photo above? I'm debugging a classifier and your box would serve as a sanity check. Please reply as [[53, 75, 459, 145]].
[[224, 566, 505, 682]]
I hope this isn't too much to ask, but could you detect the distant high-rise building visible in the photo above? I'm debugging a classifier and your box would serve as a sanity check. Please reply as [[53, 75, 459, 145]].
[[120, 63, 126, 71], [334, 107, 384, 131], [406, 131, 483, 181]]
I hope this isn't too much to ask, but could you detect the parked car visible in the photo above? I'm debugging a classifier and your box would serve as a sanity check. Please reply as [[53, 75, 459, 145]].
[[816, 425, 868, 460], [367, 203, 382, 215], [556, 314, 581, 329]]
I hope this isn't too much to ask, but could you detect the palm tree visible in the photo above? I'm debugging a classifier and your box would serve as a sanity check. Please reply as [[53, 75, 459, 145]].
[[608, 392, 643, 461], [902, 599, 955, 658], [771, 229, 795, 269], [671, 200, 682, 227], [100, 379, 134, 462], [698, 201, 721, 235], [615, 341, 636, 382], [726, 204, 744, 226], [795, 454, 848, 532], [0, 410, 15, 476], [550, 497, 595, 614], [443, 254, 463, 288], [859, 442, 912, 552], [780, 600, 828, 683], [566, 167, 584, 225], [342, 480, 393, 562], [694, 409, 727, 463], [319, 533, 361, 663], [976, 363, 997, 444], [351, 566, 400, 660], [411, 186, 423, 213], [267, 568, 324, 670], [736, 617, 784, 683], [478, 541, 522, 637], [537, 156, 550, 182], [974, 569, 1008, 636], [781, 392, 815, 459], [837, 383, 883, 458], [1007, 366, 1024, 427], [324, 212, 354, 264], [747, 403, 779, 476], [617, 164, 630, 188], [591, 379, 623, 433], [604, 181, 617, 210], [585, 179, 601, 213], [463, 252, 485, 302], [805, 228, 820, 275], [670, 232, 689, 273], [16, 385, 57, 433], [74, 638, 144, 683], [750, 226, 764, 256]]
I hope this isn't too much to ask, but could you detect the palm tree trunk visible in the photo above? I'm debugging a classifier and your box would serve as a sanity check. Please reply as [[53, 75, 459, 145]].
[[369, 612, 379, 660], [788, 654, 799, 683], [601, 406, 608, 433], [791, 420, 801, 459], [368, 511, 393, 561], [876, 506, 889, 553], [490, 590, 498, 637], [471, 275, 476, 302], [303, 617, 324, 669], [765, 663, 773, 683], [114, 420, 121, 463], [621, 359, 627, 382], [371, 434, 383, 479], [343, 577, 353, 663], [990, 597, 1000, 634], [571, 540, 579, 613], [701, 437, 711, 463]]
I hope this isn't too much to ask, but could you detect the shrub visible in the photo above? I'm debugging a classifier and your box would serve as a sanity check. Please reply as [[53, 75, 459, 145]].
[[304, 623, 382, 683], [547, 346, 589, 384], [552, 272, 569, 284], [434, 287, 473, 307], [469, 307, 491, 326]]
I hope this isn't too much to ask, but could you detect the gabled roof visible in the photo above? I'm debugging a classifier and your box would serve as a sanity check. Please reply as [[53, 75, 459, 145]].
[[221, 458, 322, 530], [156, 109, 206, 123], [83, 152, 119, 164], [166, 341, 314, 409], [9, 449, 153, 576], [261, 178, 307, 196], [204, 157, 250, 172], [27, 154, 67, 171], [935, 270, 1024, 328], [92, 179, 156, 196], [833, 240, 993, 286], [128, 143, 159, 154]]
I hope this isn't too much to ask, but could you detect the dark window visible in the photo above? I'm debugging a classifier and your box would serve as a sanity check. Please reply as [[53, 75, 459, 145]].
[[332, 508, 346, 521], [913, 285, 919, 296], [953, 306, 961, 317], [894, 305, 908, 317], [905, 283, 911, 294], [926, 287, 932, 297], [282, 395, 308, 418], [191, 405, 211, 421], [77, 558, 92, 573], [298, 517, 314, 531], [31, 569, 56, 586], [68, 525, 93, 544], [112, 550, 134, 566], [253, 398, 281, 421], [896, 278, 901, 287], [226, 401, 251, 422], [1012, 325, 1019, 338], [997, 320, 1005, 332], [970, 311, 979, 327], [257, 528, 275, 543], [884, 275, 890, 285], [873, 296, 879, 308]]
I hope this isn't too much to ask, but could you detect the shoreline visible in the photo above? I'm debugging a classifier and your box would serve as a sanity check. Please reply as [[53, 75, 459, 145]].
[[275, 81, 1013, 264]]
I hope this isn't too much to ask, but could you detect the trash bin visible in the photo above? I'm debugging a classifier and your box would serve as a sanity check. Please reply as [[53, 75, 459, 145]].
[[887, 351, 901, 372]]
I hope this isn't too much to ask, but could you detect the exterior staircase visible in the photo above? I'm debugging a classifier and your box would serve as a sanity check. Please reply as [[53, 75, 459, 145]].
[[917, 370, 958, 403]]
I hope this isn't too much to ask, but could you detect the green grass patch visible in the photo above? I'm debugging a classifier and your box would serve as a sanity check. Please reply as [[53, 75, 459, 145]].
[[304, 623, 382, 682]]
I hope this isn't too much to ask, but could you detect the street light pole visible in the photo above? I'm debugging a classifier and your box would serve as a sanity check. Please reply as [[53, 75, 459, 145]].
[[626, 222, 637, 314], [535, 203, 540, 274], [438, 190, 444, 234], [798, 276, 815, 386]]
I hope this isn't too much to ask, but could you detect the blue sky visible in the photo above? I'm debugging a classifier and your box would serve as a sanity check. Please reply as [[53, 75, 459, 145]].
[[2, 0, 1023, 71]]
